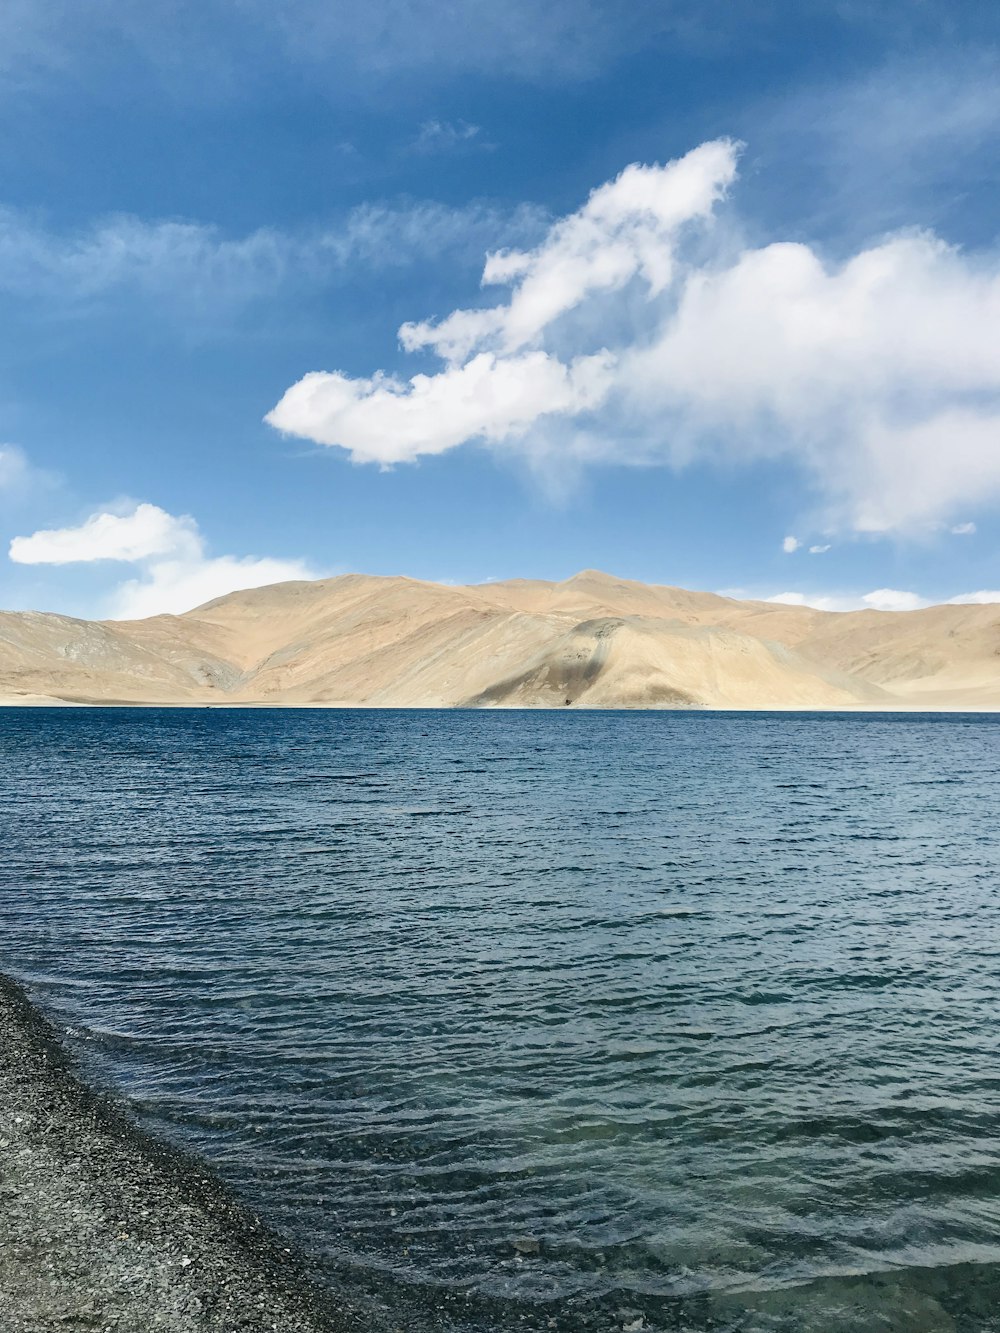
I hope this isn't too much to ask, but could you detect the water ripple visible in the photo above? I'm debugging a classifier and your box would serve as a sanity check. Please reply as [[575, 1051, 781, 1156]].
[[2, 707, 1000, 1331]]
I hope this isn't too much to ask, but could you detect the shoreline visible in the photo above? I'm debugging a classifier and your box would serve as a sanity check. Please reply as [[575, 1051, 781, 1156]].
[[2, 696, 1000, 714], [0, 973, 633, 1333], [0, 970, 367, 1333]]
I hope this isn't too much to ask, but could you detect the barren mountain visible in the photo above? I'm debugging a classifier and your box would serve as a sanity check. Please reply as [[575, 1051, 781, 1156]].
[[1, 571, 998, 709]]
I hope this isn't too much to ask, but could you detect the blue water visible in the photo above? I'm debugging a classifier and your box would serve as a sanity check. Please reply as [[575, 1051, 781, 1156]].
[[3, 707, 1000, 1331]]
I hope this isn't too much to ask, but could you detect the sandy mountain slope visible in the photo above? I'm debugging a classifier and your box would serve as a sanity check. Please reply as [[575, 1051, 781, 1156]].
[[0, 570, 997, 709]]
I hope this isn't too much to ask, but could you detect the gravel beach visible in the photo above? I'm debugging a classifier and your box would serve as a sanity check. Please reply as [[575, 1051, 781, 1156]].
[[0, 971, 368, 1333]]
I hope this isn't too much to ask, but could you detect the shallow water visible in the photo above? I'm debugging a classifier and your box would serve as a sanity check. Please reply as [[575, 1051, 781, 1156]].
[[3, 707, 1000, 1331]]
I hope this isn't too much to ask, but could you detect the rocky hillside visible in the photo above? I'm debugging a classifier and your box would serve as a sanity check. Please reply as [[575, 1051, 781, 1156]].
[[1, 571, 998, 709]]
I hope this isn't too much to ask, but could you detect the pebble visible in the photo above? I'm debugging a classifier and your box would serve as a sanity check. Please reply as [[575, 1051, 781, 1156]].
[[0, 971, 362, 1333]]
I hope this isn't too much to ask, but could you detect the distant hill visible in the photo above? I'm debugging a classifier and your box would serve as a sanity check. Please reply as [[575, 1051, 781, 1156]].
[[1, 570, 998, 709]]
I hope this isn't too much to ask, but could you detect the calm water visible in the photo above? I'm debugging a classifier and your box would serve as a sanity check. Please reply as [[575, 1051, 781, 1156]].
[[3, 707, 1000, 1331]]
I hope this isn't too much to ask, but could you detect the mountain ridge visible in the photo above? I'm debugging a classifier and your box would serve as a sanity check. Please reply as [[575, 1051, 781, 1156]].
[[1, 570, 998, 710]]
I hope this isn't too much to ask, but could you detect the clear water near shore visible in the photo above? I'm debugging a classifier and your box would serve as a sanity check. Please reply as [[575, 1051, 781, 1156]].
[[3, 707, 1000, 1331]]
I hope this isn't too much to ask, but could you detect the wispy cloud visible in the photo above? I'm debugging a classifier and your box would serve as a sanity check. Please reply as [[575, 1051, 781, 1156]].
[[413, 119, 493, 155], [0, 444, 59, 507], [3, 1, 996, 109], [9, 501, 319, 617], [0, 198, 549, 318], [750, 49, 1000, 246], [0, 0, 697, 97], [0, 445, 37, 497]]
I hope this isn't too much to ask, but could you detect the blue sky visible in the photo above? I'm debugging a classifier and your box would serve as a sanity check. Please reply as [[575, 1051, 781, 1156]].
[[1, 0, 999, 618]]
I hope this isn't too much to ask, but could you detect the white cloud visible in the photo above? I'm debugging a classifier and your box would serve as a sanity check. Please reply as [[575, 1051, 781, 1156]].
[[948, 589, 1000, 604], [9, 503, 200, 564], [267, 351, 615, 466], [9, 503, 316, 617], [629, 243, 1000, 533], [267, 135, 1000, 536], [765, 591, 858, 612], [765, 588, 926, 612], [110, 553, 317, 619], [765, 587, 1000, 612], [267, 138, 739, 458], [809, 544, 831, 553], [951, 521, 976, 534], [862, 588, 930, 612], [782, 535, 801, 553], [398, 138, 739, 363], [766, 588, 931, 612]]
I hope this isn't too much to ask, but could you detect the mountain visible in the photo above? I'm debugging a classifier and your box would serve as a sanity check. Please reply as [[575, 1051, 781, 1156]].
[[1, 570, 998, 709]]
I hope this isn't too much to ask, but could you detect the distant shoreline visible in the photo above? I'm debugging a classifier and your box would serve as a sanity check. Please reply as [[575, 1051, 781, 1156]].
[[0, 970, 356, 1333], [2, 697, 1000, 714]]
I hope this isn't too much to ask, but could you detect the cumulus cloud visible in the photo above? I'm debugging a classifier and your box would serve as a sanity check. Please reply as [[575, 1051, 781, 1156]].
[[951, 521, 976, 534], [9, 503, 316, 617], [267, 351, 615, 465], [268, 135, 1000, 536], [9, 503, 200, 564], [399, 138, 739, 362], [862, 588, 930, 612], [627, 242, 1000, 532], [809, 544, 831, 553], [767, 589, 932, 612], [267, 138, 739, 459], [782, 535, 801, 553], [766, 591, 858, 612], [948, 589, 1000, 604], [110, 553, 318, 620]]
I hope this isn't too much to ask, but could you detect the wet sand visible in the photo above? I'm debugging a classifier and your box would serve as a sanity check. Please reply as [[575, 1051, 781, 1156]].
[[0, 972, 368, 1333]]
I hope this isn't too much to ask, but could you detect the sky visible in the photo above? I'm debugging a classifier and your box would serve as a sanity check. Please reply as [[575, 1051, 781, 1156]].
[[1, 0, 1000, 619]]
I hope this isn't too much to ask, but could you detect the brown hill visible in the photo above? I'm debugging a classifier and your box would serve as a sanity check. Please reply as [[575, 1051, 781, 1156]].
[[1, 571, 998, 709]]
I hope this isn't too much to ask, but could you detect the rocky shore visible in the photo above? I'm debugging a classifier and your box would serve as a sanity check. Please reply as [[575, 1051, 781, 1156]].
[[0, 972, 367, 1333]]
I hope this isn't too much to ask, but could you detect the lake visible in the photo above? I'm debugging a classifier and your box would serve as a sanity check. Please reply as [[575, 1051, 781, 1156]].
[[3, 707, 1000, 1331]]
